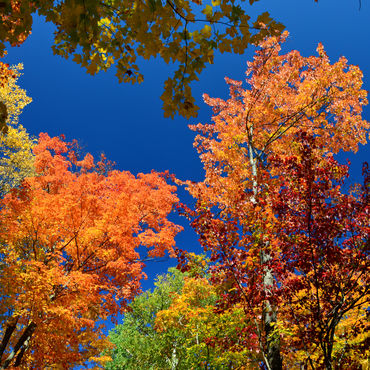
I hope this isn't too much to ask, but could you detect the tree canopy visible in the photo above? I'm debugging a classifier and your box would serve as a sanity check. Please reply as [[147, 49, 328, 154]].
[[177, 32, 369, 369], [106, 267, 187, 369], [0, 4, 369, 368], [0, 133, 181, 368], [0, 0, 284, 118]]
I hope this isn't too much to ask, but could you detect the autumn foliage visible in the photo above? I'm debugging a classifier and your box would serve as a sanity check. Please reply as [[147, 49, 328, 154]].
[[0, 62, 34, 197], [0, 0, 284, 118], [0, 133, 181, 368], [0, 25, 369, 369], [270, 134, 369, 368], [178, 32, 369, 368]]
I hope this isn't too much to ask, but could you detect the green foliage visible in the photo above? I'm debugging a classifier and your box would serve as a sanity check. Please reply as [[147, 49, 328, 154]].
[[105, 268, 187, 369], [0, 0, 284, 118], [106, 263, 258, 369], [155, 277, 257, 368]]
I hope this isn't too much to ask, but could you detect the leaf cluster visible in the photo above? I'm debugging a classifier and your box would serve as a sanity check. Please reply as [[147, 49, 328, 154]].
[[0, 0, 284, 118]]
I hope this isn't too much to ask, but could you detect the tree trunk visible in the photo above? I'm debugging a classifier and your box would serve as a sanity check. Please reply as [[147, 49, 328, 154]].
[[248, 137, 282, 370], [324, 357, 332, 370], [1, 322, 36, 369], [262, 251, 282, 370], [0, 316, 19, 361]]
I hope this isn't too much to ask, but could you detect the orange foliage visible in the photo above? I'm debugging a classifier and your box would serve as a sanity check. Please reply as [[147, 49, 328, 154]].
[[0, 133, 181, 368], [181, 32, 369, 368], [187, 31, 368, 210], [0, 0, 33, 55], [0, 62, 16, 87]]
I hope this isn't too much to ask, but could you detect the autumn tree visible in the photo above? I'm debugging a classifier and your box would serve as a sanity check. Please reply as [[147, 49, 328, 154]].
[[0, 62, 35, 197], [0, 133, 181, 368], [269, 133, 369, 368], [0, 0, 284, 118], [155, 272, 258, 369], [180, 32, 369, 368]]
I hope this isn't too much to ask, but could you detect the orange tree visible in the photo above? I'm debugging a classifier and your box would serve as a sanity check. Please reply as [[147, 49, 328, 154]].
[[179, 32, 369, 368], [0, 133, 181, 368]]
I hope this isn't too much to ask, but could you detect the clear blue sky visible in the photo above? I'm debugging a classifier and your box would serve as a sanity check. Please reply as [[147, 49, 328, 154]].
[[4, 0, 369, 294]]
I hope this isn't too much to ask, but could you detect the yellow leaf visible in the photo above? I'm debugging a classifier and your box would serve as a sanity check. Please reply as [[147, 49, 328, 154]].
[[201, 25, 212, 38], [202, 5, 213, 17]]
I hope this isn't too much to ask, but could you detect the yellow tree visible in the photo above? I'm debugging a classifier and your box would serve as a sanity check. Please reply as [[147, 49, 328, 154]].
[[0, 63, 35, 197], [0, 0, 284, 118], [156, 275, 260, 368]]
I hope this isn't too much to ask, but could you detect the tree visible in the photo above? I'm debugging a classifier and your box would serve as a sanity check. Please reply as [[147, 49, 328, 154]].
[[105, 267, 187, 370], [180, 32, 369, 368], [0, 133, 181, 368], [0, 63, 35, 197], [106, 254, 253, 369], [105, 253, 211, 369], [270, 135, 369, 369], [0, 0, 284, 118], [155, 273, 257, 369], [175, 138, 369, 369]]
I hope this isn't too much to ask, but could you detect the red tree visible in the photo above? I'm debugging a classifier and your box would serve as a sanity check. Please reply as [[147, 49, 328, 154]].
[[270, 133, 369, 368], [180, 32, 369, 368]]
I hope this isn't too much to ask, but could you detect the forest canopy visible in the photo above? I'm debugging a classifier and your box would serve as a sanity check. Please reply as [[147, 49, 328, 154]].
[[0, 1, 369, 369]]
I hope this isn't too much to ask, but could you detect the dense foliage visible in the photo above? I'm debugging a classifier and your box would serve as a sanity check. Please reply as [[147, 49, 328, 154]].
[[0, 4, 369, 368], [0, 63, 34, 197], [0, 133, 181, 368], [176, 32, 369, 368], [106, 268, 187, 369]]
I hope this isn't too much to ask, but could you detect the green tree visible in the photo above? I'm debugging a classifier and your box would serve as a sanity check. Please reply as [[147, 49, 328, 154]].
[[106, 255, 252, 369], [0, 0, 284, 118], [105, 267, 187, 369]]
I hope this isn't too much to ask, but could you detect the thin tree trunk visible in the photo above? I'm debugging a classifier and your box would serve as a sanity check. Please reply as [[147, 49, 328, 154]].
[[262, 250, 282, 369], [248, 138, 282, 370], [323, 357, 332, 370]]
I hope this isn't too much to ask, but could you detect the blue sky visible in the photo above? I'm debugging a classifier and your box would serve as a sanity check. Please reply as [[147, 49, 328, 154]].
[[3, 0, 369, 295]]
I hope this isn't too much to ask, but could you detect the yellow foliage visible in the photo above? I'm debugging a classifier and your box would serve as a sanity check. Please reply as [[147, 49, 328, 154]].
[[0, 64, 31, 125], [0, 63, 35, 196]]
